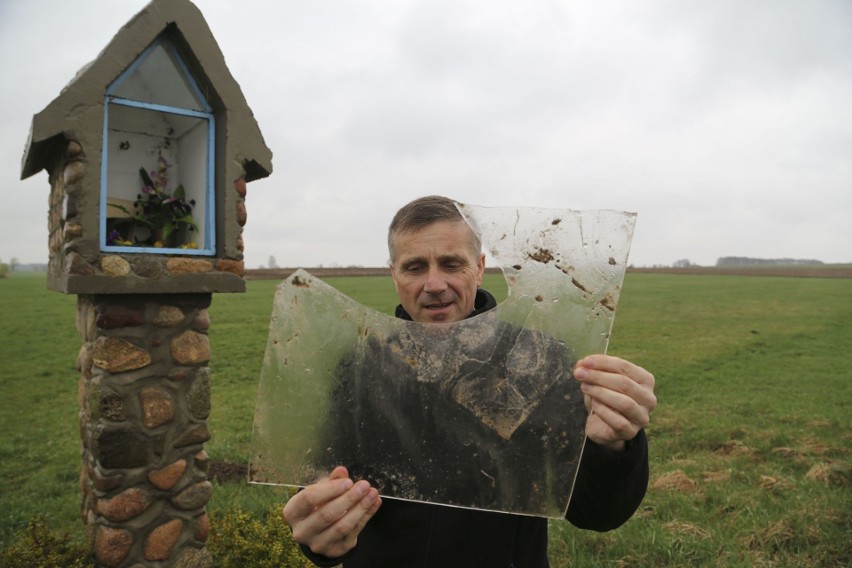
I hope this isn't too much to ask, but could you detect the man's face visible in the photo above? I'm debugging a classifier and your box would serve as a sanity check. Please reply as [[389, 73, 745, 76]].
[[390, 220, 486, 324]]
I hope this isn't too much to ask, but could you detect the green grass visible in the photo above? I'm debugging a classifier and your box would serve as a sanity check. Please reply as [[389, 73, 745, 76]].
[[0, 273, 81, 550], [552, 274, 852, 566], [1, 271, 850, 566]]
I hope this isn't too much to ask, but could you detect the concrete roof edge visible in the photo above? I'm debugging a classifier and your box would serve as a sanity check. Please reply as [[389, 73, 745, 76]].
[[21, 0, 272, 181]]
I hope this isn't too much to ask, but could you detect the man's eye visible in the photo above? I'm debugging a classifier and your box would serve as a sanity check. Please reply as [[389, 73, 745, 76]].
[[445, 263, 463, 271], [406, 265, 424, 273]]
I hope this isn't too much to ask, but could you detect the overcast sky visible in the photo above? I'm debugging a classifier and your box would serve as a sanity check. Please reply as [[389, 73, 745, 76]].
[[2, 0, 850, 269]]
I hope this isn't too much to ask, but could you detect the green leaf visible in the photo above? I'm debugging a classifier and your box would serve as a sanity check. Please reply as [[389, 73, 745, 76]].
[[175, 214, 197, 227], [139, 167, 155, 189], [108, 203, 133, 216]]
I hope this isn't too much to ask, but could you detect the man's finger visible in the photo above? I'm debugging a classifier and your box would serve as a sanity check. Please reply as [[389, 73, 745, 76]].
[[584, 379, 653, 424], [589, 398, 644, 436], [328, 465, 350, 481], [308, 485, 382, 557], [324, 485, 381, 539], [295, 480, 376, 540], [574, 356, 657, 413], [575, 355, 655, 389], [287, 477, 354, 520]]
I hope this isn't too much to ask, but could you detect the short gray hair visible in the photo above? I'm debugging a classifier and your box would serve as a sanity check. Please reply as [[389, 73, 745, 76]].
[[387, 195, 481, 261]]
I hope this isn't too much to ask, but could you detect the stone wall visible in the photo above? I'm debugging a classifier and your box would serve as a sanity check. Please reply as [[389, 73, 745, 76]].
[[77, 293, 215, 567]]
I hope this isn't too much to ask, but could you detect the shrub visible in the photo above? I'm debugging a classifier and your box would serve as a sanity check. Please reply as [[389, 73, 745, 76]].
[[208, 504, 314, 567], [0, 516, 92, 568], [1, 507, 313, 568]]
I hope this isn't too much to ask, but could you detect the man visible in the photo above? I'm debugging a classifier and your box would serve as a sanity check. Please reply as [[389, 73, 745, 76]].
[[284, 196, 657, 567]]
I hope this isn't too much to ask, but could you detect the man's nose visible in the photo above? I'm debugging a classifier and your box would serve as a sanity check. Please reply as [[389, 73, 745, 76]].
[[423, 267, 448, 294]]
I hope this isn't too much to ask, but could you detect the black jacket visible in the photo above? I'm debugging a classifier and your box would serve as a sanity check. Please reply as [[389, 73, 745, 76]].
[[302, 289, 649, 567]]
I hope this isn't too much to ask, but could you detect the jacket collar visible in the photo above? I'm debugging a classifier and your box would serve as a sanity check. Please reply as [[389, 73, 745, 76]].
[[394, 289, 498, 321]]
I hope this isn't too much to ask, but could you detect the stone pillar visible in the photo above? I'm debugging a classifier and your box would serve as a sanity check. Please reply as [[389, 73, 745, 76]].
[[77, 294, 214, 567]]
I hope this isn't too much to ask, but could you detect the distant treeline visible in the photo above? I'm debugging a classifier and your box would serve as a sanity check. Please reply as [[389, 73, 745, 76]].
[[716, 257, 823, 267]]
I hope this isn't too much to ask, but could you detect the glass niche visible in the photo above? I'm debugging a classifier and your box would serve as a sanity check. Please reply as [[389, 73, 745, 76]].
[[101, 37, 215, 255]]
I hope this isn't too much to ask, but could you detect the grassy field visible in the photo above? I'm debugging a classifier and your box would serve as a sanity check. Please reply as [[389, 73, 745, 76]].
[[0, 271, 850, 566]]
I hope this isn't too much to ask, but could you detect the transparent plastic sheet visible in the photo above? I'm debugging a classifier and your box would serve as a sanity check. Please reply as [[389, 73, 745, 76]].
[[249, 206, 636, 518]]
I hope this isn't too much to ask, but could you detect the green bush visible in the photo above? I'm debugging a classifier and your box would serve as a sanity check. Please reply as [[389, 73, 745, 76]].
[[208, 504, 314, 567], [1, 508, 314, 568], [0, 516, 91, 568]]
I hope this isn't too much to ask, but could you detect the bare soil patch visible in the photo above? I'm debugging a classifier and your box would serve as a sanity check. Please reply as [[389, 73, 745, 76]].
[[741, 520, 797, 551], [651, 470, 700, 492], [806, 462, 851, 487], [758, 475, 795, 492], [714, 440, 755, 457], [209, 461, 248, 483]]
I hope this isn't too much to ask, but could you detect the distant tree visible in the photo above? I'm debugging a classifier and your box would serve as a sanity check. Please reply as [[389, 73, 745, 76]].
[[0, 259, 8, 278], [268, 256, 279, 269], [9, 258, 19, 272], [673, 259, 692, 268]]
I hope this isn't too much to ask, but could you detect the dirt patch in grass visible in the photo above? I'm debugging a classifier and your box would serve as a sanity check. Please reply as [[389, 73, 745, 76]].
[[758, 475, 795, 492], [714, 440, 755, 457], [651, 470, 700, 492], [209, 461, 248, 483], [740, 520, 797, 551], [701, 469, 731, 483], [805, 462, 851, 487], [798, 437, 840, 456]]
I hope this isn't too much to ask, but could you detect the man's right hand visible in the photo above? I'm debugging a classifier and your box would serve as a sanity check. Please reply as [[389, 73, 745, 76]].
[[283, 466, 382, 559]]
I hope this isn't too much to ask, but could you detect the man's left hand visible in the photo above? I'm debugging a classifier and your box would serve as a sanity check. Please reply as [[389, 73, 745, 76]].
[[573, 355, 657, 451]]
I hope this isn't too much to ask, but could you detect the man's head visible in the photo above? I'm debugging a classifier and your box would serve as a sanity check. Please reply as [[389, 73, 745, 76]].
[[388, 196, 485, 324]]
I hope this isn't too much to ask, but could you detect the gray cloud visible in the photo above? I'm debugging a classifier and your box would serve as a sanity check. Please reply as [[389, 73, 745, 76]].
[[2, 0, 850, 270]]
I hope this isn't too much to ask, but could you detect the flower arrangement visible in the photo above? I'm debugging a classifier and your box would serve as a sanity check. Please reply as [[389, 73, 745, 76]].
[[108, 153, 198, 248]]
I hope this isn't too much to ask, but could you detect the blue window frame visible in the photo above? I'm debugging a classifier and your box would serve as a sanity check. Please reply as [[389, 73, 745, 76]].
[[100, 36, 216, 255]]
